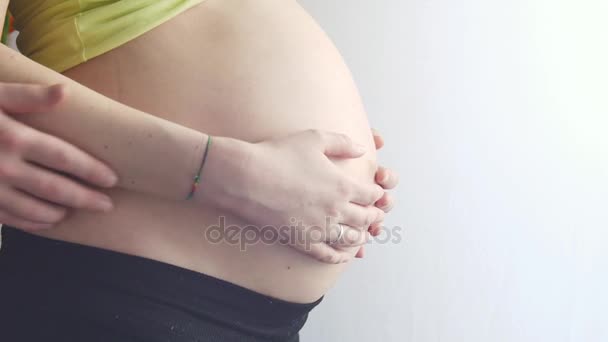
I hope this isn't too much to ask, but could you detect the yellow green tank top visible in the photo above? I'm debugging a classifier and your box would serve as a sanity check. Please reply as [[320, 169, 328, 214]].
[[7, 0, 204, 73]]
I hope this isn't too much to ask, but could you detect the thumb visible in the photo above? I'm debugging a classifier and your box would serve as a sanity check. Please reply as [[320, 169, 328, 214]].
[[0, 83, 66, 114], [321, 131, 367, 158]]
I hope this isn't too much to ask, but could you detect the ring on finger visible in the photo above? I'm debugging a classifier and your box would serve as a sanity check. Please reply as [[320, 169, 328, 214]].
[[328, 223, 345, 245]]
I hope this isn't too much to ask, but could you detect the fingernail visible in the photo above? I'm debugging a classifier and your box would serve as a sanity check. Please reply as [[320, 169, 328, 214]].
[[104, 172, 119, 187], [94, 196, 114, 212]]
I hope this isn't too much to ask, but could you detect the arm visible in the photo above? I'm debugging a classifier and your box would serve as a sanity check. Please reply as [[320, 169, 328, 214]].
[[0, 43, 207, 202], [0, 0, 210, 203]]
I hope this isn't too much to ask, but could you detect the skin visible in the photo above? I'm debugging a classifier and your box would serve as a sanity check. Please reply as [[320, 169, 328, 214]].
[[1, 0, 399, 303], [0, 82, 396, 251], [0, 83, 397, 254], [0, 81, 384, 264]]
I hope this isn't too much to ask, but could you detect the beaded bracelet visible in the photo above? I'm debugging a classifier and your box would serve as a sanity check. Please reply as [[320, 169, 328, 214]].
[[186, 135, 212, 200]]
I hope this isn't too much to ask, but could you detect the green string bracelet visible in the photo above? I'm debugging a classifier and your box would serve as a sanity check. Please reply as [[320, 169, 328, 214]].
[[1, 13, 12, 45], [186, 135, 212, 200]]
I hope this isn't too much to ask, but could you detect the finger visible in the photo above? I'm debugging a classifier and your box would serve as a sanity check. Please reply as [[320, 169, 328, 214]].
[[280, 224, 353, 264], [374, 192, 395, 213], [0, 83, 65, 114], [375, 166, 399, 190], [292, 238, 353, 264], [369, 221, 384, 236], [371, 128, 384, 150], [13, 162, 114, 212], [340, 203, 385, 229], [330, 224, 371, 249], [355, 246, 365, 258], [0, 186, 67, 223], [24, 132, 118, 188], [0, 210, 55, 231], [317, 131, 367, 158], [349, 182, 384, 206]]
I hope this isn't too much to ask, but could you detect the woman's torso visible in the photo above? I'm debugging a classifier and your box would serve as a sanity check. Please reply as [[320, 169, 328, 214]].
[[32, 0, 377, 304]]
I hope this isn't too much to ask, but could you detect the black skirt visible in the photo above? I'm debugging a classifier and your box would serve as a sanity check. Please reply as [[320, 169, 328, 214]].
[[0, 225, 323, 342]]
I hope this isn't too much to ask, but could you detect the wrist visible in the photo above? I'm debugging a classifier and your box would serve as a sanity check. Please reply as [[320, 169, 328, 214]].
[[190, 135, 254, 209], [184, 134, 212, 200]]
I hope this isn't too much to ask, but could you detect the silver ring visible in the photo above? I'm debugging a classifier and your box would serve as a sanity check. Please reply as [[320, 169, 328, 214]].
[[329, 223, 345, 245]]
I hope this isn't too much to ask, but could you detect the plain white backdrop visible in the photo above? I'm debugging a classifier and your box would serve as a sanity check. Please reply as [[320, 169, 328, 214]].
[[298, 0, 608, 341]]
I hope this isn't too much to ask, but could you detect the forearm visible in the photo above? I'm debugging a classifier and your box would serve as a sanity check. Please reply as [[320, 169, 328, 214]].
[[0, 44, 206, 201]]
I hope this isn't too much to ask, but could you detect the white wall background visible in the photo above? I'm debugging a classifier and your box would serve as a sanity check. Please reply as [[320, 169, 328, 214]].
[[299, 0, 608, 341]]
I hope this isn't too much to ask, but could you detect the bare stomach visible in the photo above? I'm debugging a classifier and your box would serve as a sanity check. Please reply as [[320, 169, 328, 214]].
[[36, 0, 376, 303]]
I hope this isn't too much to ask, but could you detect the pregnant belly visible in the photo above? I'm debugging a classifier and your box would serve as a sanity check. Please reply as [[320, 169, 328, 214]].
[[46, 0, 377, 303]]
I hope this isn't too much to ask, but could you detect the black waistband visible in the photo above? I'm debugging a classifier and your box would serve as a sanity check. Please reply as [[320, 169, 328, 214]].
[[0, 225, 323, 342]]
